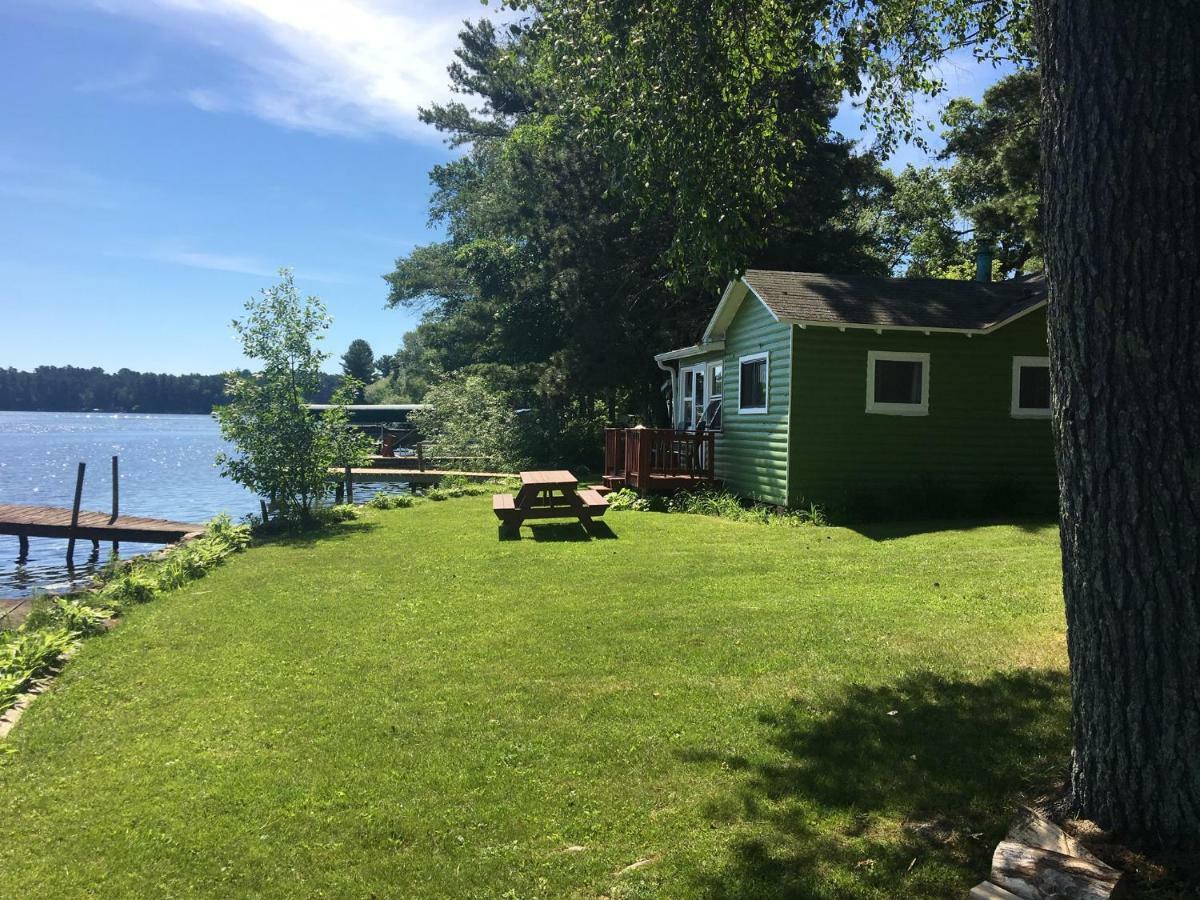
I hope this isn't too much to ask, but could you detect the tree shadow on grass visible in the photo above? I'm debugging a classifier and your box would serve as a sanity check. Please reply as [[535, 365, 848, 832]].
[[846, 518, 1058, 542], [254, 520, 380, 550], [682, 668, 1072, 898]]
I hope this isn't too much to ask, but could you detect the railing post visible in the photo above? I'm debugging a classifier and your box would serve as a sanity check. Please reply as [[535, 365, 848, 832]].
[[638, 431, 651, 490]]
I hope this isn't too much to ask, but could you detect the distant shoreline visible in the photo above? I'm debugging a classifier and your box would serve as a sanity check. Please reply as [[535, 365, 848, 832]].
[[0, 408, 216, 416]]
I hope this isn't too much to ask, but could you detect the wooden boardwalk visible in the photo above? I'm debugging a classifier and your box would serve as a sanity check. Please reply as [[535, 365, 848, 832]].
[[330, 468, 511, 485], [0, 504, 203, 546]]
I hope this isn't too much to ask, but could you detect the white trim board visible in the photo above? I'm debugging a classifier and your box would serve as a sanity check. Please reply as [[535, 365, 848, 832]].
[[1010, 355, 1052, 418], [654, 341, 725, 363], [866, 350, 930, 416], [737, 351, 770, 415]]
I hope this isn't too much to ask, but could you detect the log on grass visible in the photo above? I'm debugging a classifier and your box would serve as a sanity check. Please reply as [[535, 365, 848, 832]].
[[1007, 806, 1106, 867], [990, 840, 1125, 900], [970, 881, 1023, 899]]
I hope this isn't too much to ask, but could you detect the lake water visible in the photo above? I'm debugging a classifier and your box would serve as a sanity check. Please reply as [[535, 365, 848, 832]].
[[0, 411, 404, 600]]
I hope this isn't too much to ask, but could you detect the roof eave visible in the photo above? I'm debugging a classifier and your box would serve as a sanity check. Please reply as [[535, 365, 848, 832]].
[[777, 296, 1047, 336], [653, 340, 726, 363]]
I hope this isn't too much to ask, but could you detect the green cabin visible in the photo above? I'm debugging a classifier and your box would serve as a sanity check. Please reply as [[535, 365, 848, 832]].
[[649, 269, 1055, 515]]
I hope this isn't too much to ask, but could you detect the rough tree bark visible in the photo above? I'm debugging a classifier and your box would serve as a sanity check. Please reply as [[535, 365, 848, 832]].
[[1036, 0, 1200, 844]]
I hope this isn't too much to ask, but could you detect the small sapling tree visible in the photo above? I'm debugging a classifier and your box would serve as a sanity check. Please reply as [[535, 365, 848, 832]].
[[215, 269, 373, 525]]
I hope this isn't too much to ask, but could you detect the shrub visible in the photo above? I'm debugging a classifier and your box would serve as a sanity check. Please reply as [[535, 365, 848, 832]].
[[0, 670, 24, 711], [615, 487, 828, 526], [0, 628, 75, 680], [99, 567, 160, 608], [607, 488, 652, 511], [367, 493, 416, 510], [52, 599, 113, 637]]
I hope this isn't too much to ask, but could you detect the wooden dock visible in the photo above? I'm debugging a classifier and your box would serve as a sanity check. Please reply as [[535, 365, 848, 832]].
[[0, 504, 203, 548], [330, 468, 511, 485]]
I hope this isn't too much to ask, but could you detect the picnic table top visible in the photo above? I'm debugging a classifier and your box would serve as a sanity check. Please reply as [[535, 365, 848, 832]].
[[519, 469, 577, 487]]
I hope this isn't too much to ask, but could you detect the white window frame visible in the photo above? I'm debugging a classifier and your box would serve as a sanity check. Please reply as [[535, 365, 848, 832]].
[[702, 362, 724, 430], [1011, 355, 1051, 418], [866, 350, 930, 416], [678, 364, 708, 429], [737, 351, 769, 415]]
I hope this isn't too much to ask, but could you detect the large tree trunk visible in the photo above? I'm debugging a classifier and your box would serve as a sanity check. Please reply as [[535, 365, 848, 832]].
[[1035, 0, 1200, 843]]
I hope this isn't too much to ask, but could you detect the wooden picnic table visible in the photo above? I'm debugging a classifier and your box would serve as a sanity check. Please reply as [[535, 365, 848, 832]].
[[492, 470, 609, 537]]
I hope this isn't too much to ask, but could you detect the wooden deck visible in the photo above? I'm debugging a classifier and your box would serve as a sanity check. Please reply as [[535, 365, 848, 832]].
[[602, 427, 715, 492], [0, 504, 203, 545]]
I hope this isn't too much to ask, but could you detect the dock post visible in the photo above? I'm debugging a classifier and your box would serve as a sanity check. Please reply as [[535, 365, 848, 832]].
[[110, 455, 120, 554], [344, 465, 353, 504], [417, 443, 425, 472], [18, 534, 29, 562], [66, 461, 86, 562]]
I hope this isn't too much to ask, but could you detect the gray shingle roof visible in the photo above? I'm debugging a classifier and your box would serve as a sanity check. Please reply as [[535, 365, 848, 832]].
[[741, 269, 1046, 331]]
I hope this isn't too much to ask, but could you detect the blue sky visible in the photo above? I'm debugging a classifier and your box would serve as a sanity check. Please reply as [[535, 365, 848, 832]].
[[0, 1, 1006, 375]]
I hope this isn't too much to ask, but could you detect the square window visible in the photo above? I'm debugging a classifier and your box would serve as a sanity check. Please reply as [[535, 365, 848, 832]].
[[738, 353, 768, 413], [866, 351, 929, 415], [873, 360, 923, 405], [1011, 356, 1051, 417]]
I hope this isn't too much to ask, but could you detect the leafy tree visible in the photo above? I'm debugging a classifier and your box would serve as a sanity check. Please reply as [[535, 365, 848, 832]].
[[340, 339, 375, 387], [862, 165, 968, 277], [408, 373, 524, 473], [214, 270, 372, 524], [385, 16, 892, 442], [528, 0, 1200, 845], [941, 69, 1041, 276], [374, 353, 397, 380]]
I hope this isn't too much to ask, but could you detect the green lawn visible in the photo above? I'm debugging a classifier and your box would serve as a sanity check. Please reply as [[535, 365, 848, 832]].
[[0, 500, 1069, 898]]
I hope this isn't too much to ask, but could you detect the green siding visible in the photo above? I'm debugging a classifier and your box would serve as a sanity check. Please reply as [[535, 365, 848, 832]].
[[716, 289, 791, 504], [786, 309, 1056, 513]]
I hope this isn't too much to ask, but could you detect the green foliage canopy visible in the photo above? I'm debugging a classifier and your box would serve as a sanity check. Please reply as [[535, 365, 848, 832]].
[[409, 372, 525, 473]]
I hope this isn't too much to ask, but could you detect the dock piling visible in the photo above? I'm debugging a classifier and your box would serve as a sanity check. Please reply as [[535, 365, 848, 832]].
[[110, 455, 120, 553], [66, 461, 86, 562]]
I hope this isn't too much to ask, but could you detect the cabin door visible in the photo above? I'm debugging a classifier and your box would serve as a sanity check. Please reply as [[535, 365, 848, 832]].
[[680, 365, 707, 430]]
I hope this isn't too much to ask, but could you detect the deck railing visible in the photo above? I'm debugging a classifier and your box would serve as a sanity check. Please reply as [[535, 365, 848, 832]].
[[603, 427, 715, 491]]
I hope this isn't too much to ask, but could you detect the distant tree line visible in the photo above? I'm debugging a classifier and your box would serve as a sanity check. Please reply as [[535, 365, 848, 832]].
[[0, 366, 344, 414]]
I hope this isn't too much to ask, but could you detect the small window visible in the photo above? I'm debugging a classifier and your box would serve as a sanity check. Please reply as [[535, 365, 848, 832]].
[[866, 351, 929, 415], [738, 352, 768, 414], [1011, 356, 1051, 418]]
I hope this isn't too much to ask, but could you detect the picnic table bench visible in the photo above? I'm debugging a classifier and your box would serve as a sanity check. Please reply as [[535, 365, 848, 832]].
[[492, 470, 608, 538]]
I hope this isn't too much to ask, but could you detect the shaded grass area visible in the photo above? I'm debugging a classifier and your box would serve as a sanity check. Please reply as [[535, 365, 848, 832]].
[[0, 501, 1068, 897]]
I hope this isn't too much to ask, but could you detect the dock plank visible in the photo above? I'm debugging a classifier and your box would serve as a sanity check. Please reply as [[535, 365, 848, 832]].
[[0, 504, 202, 545]]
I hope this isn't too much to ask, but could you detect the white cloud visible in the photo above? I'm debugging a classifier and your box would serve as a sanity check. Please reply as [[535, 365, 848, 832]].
[[148, 247, 277, 277], [129, 242, 355, 284], [86, 0, 498, 138]]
